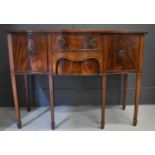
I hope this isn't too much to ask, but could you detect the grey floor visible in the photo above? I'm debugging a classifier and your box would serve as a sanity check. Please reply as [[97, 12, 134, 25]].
[[0, 105, 155, 131]]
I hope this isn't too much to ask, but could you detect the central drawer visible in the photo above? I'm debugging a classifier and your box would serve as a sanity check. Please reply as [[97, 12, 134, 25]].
[[48, 33, 105, 75], [50, 51, 104, 75], [50, 33, 103, 50]]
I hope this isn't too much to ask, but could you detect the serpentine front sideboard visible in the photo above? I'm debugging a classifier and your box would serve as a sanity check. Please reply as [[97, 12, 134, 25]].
[[7, 29, 147, 129]]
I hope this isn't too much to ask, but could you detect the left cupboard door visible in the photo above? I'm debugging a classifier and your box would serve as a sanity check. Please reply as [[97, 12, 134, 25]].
[[11, 33, 48, 73]]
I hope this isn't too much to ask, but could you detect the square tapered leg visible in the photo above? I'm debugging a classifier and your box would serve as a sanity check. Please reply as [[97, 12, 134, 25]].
[[121, 74, 128, 110], [48, 74, 55, 129], [24, 74, 31, 112], [101, 75, 107, 129], [133, 74, 142, 126], [11, 74, 22, 129]]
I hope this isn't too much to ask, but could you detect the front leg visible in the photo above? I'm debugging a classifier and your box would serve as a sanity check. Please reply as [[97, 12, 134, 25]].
[[48, 74, 55, 129], [133, 74, 142, 126], [11, 74, 22, 129], [101, 75, 107, 129]]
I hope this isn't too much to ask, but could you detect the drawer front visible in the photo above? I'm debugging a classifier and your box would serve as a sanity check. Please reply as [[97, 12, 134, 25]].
[[49, 51, 104, 75], [50, 33, 103, 51], [12, 33, 48, 72], [106, 35, 140, 72]]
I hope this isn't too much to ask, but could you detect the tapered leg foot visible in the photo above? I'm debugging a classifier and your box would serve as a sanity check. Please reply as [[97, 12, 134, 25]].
[[51, 122, 55, 130], [133, 119, 137, 126], [122, 105, 126, 110], [17, 122, 22, 129], [27, 107, 31, 112], [101, 121, 105, 129]]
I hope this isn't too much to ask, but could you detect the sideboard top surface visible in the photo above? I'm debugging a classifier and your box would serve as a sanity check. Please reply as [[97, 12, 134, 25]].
[[7, 29, 148, 34]]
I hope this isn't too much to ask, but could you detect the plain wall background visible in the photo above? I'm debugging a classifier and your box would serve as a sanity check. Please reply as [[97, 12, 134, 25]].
[[0, 24, 155, 107]]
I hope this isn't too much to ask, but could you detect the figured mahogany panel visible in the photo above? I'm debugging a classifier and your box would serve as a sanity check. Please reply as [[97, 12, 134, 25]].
[[12, 33, 29, 72], [50, 51, 104, 75], [51, 33, 103, 50], [57, 58, 100, 75], [29, 33, 48, 72], [12, 33, 48, 72], [106, 34, 140, 72]]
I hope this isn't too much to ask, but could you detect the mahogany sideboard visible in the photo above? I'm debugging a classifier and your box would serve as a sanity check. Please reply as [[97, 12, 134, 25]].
[[7, 29, 147, 129]]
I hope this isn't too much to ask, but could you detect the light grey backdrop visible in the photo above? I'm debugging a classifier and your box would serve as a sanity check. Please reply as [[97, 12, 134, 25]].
[[0, 24, 155, 107]]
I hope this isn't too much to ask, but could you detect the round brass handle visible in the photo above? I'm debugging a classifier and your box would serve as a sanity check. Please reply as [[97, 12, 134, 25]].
[[90, 39, 97, 47], [58, 39, 66, 47], [118, 50, 128, 58]]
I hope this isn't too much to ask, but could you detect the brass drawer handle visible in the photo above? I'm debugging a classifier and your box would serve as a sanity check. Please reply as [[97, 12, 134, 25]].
[[90, 39, 97, 47], [118, 50, 128, 58], [58, 39, 66, 47]]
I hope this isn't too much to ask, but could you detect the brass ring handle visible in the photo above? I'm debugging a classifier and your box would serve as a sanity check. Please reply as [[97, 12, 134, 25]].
[[118, 50, 128, 58], [58, 39, 66, 47], [90, 39, 97, 47]]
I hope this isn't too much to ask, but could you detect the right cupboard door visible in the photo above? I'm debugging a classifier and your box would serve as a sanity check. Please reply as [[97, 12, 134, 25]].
[[106, 34, 140, 73]]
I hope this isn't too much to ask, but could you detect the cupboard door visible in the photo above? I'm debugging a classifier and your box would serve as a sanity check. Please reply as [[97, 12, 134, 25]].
[[12, 33, 48, 73], [106, 35, 140, 72]]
